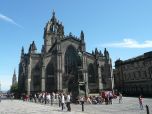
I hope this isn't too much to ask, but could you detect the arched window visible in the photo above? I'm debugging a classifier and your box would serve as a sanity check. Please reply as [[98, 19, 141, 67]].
[[64, 45, 78, 76], [88, 63, 96, 83], [64, 45, 79, 92]]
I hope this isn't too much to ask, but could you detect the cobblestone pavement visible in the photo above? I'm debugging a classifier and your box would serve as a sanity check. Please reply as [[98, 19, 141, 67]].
[[0, 97, 151, 114]]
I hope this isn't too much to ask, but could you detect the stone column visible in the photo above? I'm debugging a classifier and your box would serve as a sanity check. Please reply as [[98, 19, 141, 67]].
[[57, 55, 60, 91], [110, 65, 114, 91], [82, 53, 85, 81], [98, 65, 103, 91], [57, 42, 62, 91], [59, 54, 62, 90], [27, 79, 31, 95], [85, 71, 89, 96], [41, 65, 46, 92], [83, 55, 89, 96], [27, 59, 31, 95], [57, 53, 62, 91]]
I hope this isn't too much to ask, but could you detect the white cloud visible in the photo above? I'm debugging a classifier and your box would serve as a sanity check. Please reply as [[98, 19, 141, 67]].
[[0, 13, 23, 28], [101, 38, 152, 48]]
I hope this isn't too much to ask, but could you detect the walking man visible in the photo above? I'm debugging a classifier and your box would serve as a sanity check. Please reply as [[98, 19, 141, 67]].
[[66, 93, 71, 111], [58, 93, 62, 107], [80, 96, 85, 111]]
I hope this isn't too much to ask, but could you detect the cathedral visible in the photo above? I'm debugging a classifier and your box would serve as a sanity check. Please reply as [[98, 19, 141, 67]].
[[18, 11, 113, 98]]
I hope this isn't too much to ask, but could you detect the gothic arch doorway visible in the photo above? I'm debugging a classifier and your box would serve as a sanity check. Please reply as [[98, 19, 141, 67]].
[[46, 62, 55, 92], [32, 63, 41, 92]]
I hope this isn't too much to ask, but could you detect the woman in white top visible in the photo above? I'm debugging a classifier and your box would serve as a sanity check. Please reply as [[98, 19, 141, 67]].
[[46, 93, 51, 103], [61, 94, 65, 110]]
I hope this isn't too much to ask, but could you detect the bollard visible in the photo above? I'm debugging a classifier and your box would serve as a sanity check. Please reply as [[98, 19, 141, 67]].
[[146, 105, 150, 114]]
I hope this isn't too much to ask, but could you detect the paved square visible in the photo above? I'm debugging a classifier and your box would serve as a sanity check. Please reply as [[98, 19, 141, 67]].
[[0, 97, 151, 114]]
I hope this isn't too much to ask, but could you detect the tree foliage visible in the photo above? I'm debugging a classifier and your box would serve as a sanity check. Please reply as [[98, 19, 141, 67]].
[[10, 83, 18, 93]]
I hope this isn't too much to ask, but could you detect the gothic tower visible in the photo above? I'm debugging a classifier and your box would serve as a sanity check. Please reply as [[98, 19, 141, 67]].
[[43, 11, 64, 53], [12, 69, 17, 85]]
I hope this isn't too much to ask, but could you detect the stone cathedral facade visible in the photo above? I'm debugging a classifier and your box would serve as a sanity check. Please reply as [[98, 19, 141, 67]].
[[18, 11, 113, 98]]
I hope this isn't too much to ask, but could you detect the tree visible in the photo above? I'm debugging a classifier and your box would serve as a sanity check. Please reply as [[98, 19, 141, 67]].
[[10, 83, 18, 93]]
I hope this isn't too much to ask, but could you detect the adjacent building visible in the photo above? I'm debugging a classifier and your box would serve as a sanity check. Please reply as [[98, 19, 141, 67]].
[[114, 51, 152, 97], [18, 11, 113, 98]]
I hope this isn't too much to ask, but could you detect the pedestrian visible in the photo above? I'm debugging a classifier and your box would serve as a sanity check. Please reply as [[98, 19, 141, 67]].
[[139, 95, 143, 110], [34, 93, 37, 103], [51, 93, 53, 105], [80, 96, 85, 111], [86, 96, 92, 104], [61, 93, 65, 110], [0, 94, 1, 102], [11, 94, 14, 101], [46, 93, 51, 104], [44, 92, 47, 104], [58, 93, 62, 107], [119, 92, 122, 103], [66, 93, 71, 111], [109, 91, 113, 104]]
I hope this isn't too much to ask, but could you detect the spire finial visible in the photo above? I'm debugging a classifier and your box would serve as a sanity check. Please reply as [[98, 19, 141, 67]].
[[80, 30, 84, 40], [95, 48, 98, 54], [51, 9, 56, 22], [53, 9, 55, 17], [21, 46, 24, 56]]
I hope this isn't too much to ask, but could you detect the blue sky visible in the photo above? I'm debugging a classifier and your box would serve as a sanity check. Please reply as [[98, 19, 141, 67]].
[[1, 0, 152, 91]]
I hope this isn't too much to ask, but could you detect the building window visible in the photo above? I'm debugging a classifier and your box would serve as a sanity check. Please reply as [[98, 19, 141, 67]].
[[148, 66, 152, 78], [88, 63, 96, 83], [144, 71, 147, 78], [133, 72, 136, 80], [138, 71, 141, 78]]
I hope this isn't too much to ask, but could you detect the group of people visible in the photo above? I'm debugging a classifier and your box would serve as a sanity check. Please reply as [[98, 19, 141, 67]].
[[76, 91, 122, 105], [21, 92, 72, 111], [21, 91, 120, 106], [20, 91, 145, 111], [60, 93, 71, 111]]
